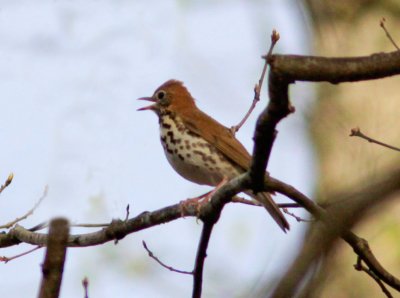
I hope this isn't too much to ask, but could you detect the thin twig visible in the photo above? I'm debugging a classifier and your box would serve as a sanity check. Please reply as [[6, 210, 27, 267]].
[[380, 18, 399, 51], [231, 196, 301, 209], [31, 221, 110, 231], [193, 222, 214, 298], [355, 257, 393, 298], [350, 127, 400, 152], [0, 173, 14, 195], [0, 185, 48, 229], [30, 219, 114, 232], [282, 208, 313, 223], [278, 203, 302, 208], [231, 196, 262, 206], [230, 30, 280, 135], [0, 245, 42, 263], [71, 223, 109, 228], [142, 241, 193, 275], [125, 204, 130, 222], [82, 277, 89, 298]]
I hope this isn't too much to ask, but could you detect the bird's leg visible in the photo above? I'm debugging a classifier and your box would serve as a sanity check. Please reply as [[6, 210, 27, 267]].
[[201, 176, 229, 205], [179, 191, 210, 217], [179, 177, 229, 217]]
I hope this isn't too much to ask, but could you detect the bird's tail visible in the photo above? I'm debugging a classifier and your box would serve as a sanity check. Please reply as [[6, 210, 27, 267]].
[[247, 191, 289, 232]]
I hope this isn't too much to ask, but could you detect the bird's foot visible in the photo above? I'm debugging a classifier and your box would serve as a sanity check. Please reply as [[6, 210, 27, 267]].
[[179, 191, 211, 218], [179, 177, 229, 218]]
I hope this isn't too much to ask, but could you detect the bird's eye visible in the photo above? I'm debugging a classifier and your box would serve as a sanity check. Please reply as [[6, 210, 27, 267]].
[[156, 90, 166, 100], [156, 90, 170, 106]]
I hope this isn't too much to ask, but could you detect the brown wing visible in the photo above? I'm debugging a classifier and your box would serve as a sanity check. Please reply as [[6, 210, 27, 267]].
[[180, 108, 252, 171], [181, 108, 289, 231], [178, 105, 289, 231]]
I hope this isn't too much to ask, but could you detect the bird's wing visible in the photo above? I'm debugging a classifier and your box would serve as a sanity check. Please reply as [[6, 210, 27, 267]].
[[181, 108, 289, 232], [181, 109, 251, 171]]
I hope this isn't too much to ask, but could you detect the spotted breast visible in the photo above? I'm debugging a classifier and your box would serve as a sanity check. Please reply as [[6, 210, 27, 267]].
[[159, 111, 242, 187]]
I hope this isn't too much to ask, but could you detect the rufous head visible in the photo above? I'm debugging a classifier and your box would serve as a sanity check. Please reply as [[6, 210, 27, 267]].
[[137, 80, 196, 115]]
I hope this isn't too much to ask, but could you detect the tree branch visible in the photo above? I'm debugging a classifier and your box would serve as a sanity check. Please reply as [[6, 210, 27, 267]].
[[0, 171, 398, 297], [355, 256, 393, 298], [0, 185, 48, 229], [0, 176, 248, 249], [38, 218, 69, 298], [192, 173, 252, 298], [192, 222, 213, 298], [250, 69, 294, 192], [350, 127, 400, 152], [269, 50, 400, 83], [266, 168, 400, 297]]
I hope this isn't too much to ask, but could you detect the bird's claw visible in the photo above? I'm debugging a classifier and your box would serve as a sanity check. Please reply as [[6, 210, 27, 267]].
[[179, 196, 210, 219]]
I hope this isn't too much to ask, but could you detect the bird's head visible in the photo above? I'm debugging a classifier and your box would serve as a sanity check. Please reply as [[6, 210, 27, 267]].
[[137, 80, 196, 115]]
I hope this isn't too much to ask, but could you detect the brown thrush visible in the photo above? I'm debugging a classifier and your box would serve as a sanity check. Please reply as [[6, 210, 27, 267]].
[[138, 80, 289, 232]]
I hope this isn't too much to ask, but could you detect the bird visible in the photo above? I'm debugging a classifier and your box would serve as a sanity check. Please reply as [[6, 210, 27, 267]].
[[137, 80, 289, 232]]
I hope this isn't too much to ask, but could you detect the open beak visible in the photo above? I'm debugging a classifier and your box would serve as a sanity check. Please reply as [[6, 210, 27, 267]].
[[137, 97, 157, 111]]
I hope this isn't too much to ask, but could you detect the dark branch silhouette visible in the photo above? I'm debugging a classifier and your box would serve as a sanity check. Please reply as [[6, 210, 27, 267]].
[[38, 218, 69, 298]]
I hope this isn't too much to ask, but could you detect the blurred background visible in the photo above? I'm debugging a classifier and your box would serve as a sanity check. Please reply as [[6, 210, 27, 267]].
[[0, 1, 399, 297]]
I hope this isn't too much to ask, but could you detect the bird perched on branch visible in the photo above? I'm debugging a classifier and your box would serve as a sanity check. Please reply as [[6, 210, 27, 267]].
[[138, 80, 289, 231]]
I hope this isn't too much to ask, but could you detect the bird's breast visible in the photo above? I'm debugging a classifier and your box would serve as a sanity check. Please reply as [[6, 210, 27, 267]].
[[158, 114, 241, 186]]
